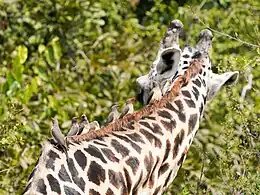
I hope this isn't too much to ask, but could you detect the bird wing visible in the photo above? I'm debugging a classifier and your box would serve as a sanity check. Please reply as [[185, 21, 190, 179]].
[[106, 112, 114, 123], [119, 106, 129, 119], [51, 126, 65, 146], [67, 124, 79, 137]]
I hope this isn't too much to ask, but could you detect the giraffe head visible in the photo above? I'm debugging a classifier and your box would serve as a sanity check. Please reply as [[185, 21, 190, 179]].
[[137, 22, 239, 105], [136, 19, 183, 105], [171, 29, 239, 101]]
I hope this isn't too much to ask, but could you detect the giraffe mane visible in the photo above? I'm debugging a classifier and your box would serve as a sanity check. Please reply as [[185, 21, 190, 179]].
[[70, 58, 203, 143]]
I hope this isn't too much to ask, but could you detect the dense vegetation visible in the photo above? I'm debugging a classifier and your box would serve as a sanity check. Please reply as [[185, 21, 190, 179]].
[[0, 0, 259, 194]]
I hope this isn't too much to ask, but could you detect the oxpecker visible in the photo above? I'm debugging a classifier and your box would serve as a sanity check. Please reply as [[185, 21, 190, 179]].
[[67, 117, 79, 137], [148, 82, 163, 102], [51, 118, 66, 147], [106, 104, 120, 124], [119, 97, 136, 119], [78, 114, 89, 135]]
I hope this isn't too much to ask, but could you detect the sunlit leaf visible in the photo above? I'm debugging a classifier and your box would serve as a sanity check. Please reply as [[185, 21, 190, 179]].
[[16, 45, 28, 65]]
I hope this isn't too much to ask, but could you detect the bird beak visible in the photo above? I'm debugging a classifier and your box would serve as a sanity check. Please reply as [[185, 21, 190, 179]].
[[129, 97, 136, 102]]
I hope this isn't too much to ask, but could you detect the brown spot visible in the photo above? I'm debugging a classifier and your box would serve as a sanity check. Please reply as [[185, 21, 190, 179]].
[[139, 121, 163, 135], [199, 102, 204, 116], [192, 78, 201, 87], [125, 133, 145, 143], [87, 161, 105, 186], [174, 100, 184, 111], [149, 157, 160, 188], [192, 86, 200, 100], [125, 157, 140, 175], [163, 170, 173, 187], [85, 145, 107, 163], [158, 163, 170, 176], [141, 116, 156, 120], [182, 90, 191, 98], [123, 168, 132, 194], [111, 139, 129, 157], [74, 150, 87, 170], [188, 114, 198, 135], [89, 189, 101, 195], [144, 152, 154, 174], [140, 129, 162, 148], [108, 170, 127, 194], [105, 188, 114, 195], [160, 119, 176, 133], [112, 133, 142, 153], [101, 148, 119, 163], [67, 158, 85, 191], [157, 110, 172, 120], [173, 129, 185, 159], [126, 121, 135, 129], [64, 185, 81, 195], [36, 179, 47, 194], [58, 165, 71, 182], [163, 139, 171, 163], [133, 171, 143, 195], [93, 141, 108, 147], [184, 98, 196, 108], [164, 102, 186, 123], [46, 150, 60, 171], [47, 174, 61, 194], [178, 153, 186, 166], [153, 186, 161, 195]]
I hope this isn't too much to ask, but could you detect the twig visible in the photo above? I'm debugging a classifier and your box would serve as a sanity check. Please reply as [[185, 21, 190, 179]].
[[190, 9, 260, 48], [0, 166, 15, 173], [240, 69, 253, 101], [91, 32, 110, 48], [196, 154, 205, 195], [240, 67, 253, 110]]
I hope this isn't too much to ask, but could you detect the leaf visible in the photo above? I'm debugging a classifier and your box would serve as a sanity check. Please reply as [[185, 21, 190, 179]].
[[38, 44, 46, 54], [12, 62, 24, 83], [16, 45, 28, 65], [6, 81, 21, 97], [51, 37, 62, 63], [23, 78, 38, 103], [44, 46, 56, 67]]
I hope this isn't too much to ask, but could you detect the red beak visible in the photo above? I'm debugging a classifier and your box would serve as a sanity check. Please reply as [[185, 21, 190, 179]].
[[129, 97, 136, 101]]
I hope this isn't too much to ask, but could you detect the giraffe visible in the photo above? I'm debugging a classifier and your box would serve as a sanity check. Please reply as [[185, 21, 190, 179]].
[[23, 20, 239, 195]]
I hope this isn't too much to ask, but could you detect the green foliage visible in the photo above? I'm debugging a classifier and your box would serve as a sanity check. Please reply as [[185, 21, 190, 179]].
[[0, 0, 259, 194]]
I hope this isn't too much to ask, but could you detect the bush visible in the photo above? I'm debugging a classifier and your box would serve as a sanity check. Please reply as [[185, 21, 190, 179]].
[[0, 0, 259, 194]]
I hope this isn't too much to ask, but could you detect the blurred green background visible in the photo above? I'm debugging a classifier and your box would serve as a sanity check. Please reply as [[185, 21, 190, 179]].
[[0, 0, 259, 194]]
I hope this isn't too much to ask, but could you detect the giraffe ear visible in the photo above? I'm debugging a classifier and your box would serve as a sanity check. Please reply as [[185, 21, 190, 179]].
[[156, 47, 181, 75], [207, 71, 239, 100]]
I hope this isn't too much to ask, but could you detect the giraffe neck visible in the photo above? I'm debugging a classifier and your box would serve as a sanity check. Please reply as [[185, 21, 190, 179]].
[[131, 71, 207, 194]]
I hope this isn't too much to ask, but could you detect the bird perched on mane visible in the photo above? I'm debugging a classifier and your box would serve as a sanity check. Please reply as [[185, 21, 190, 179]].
[[119, 97, 136, 119], [78, 114, 89, 135], [67, 117, 79, 137], [106, 104, 120, 124], [51, 118, 69, 159], [80, 120, 100, 134], [88, 121, 100, 132], [148, 82, 163, 102], [51, 118, 66, 147], [162, 79, 172, 95]]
